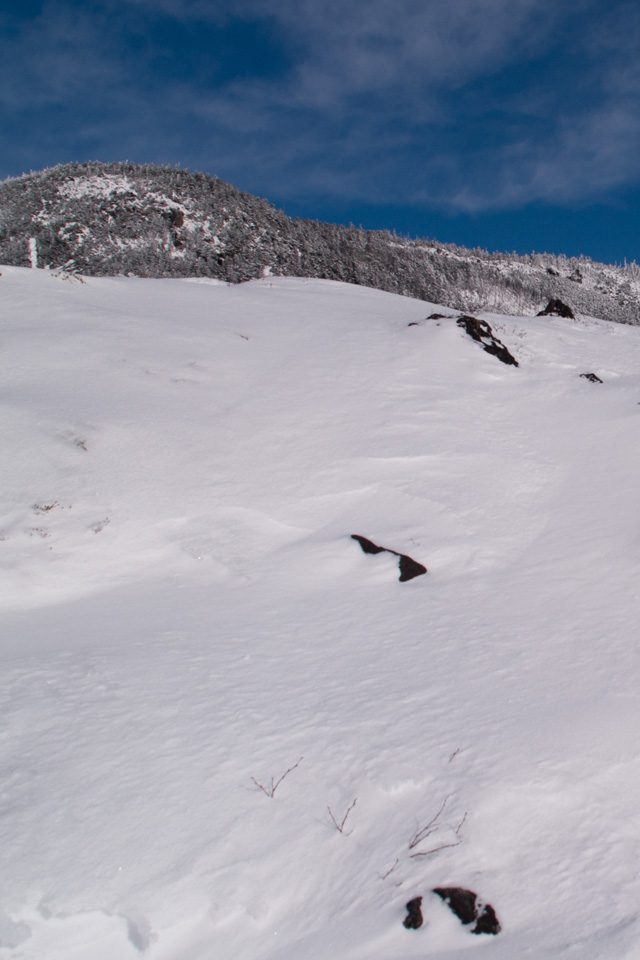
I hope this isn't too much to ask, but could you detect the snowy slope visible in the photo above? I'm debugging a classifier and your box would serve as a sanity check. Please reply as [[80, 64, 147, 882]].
[[2, 266, 640, 960]]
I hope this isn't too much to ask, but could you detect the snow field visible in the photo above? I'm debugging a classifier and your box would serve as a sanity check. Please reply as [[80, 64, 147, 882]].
[[1, 268, 640, 958]]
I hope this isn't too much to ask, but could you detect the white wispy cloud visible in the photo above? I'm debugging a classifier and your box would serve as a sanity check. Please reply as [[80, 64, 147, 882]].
[[3, 0, 640, 213]]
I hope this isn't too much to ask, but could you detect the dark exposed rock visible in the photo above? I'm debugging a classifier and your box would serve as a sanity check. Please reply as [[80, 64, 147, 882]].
[[434, 887, 477, 924], [433, 887, 500, 936], [351, 535, 385, 556], [580, 372, 603, 383], [407, 321, 420, 326], [456, 315, 519, 367], [428, 313, 448, 319], [473, 903, 501, 935], [398, 554, 429, 582], [162, 208, 185, 228], [403, 897, 424, 929], [537, 298, 575, 318], [351, 535, 427, 582]]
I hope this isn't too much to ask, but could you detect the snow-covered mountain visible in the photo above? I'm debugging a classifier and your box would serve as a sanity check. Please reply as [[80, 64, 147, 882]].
[[2, 161, 640, 324], [2, 265, 640, 960]]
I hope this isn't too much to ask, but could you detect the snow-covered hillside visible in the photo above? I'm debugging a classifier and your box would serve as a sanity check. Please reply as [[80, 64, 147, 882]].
[[2, 266, 640, 960]]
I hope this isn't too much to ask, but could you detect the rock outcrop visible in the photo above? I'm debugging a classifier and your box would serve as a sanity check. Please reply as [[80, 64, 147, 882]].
[[351, 535, 427, 582], [456, 315, 519, 367], [537, 298, 575, 318], [433, 887, 500, 935]]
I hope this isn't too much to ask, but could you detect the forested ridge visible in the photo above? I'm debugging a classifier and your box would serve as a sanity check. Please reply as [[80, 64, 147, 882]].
[[2, 161, 640, 323]]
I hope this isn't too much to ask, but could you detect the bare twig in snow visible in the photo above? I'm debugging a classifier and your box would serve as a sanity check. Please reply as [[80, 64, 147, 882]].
[[409, 839, 462, 858], [408, 796, 449, 850], [327, 797, 357, 834], [378, 858, 399, 880], [455, 811, 468, 835], [409, 808, 467, 858], [250, 757, 303, 797]]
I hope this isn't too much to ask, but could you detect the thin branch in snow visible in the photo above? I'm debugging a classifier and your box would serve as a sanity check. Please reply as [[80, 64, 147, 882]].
[[408, 807, 467, 858], [327, 797, 357, 834], [408, 796, 449, 850], [378, 858, 399, 880], [250, 757, 303, 798], [409, 839, 462, 859]]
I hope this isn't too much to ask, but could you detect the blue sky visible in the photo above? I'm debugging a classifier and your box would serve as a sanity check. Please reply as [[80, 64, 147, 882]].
[[2, 0, 640, 263]]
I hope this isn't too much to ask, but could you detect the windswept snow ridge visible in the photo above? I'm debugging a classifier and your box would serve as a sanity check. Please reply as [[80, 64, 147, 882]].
[[2, 268, 640, 960]]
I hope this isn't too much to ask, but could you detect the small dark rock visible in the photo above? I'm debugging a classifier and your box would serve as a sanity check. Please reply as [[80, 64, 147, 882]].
[[580, 372, 603, 383], [428, 313, 447, 319], [546, 266, 559, 276], [456, 315, 519, 367], [351, 535, 427, 582], [407, 322, 419, 326], [398, 554, 428, 582], [403, 897, 424, 929], [433, 887, 477, 924], [537, 298, 575, 318], [351, 534, 385, 556], [473, 903, 500, 935], [433, 887, 501, 936], [163, 208, 185, 228], [456, 315, 492, 343]]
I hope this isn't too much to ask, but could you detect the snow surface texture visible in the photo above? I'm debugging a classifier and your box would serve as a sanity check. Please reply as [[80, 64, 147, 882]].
[[2, 267, 640, 959]]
